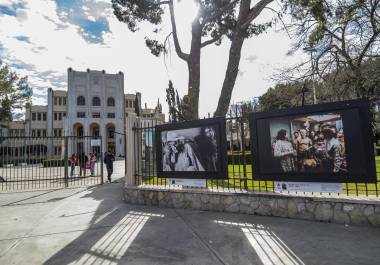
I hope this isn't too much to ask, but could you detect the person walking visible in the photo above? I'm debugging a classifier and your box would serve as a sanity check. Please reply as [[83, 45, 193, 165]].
[[68, 153, 77, 177], [104, 149, 115, 182]]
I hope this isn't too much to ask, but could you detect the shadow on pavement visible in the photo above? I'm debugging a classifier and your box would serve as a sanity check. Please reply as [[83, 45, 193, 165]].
[[42, 181, 380, 265]]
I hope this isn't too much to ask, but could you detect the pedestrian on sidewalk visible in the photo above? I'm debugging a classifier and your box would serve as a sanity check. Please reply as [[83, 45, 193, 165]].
[[104, 149, 115, 182], [78, 152, 88, 177], [68, 153, 77, 177], [89, 152, 97, 176]]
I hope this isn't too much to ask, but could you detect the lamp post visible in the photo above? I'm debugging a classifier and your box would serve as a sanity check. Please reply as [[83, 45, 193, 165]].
[[303, 47, 317, 104], [301, 83, 307, 107]]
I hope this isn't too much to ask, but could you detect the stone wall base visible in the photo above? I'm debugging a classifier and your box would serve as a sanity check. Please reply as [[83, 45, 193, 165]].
[[124, 186, 380, 227]]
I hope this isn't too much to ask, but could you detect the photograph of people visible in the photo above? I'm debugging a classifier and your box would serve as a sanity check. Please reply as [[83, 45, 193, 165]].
[[269, 113, 347, 173], [161, 126, 219, 172], [273, 129, 296, 172], [321, 124, 345, 172]]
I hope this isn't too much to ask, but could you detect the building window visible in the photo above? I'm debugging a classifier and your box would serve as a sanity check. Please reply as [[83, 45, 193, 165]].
[[63, 97, 66, 105], [32, 112, 36, 121], [43, 113, 47, 121], [54, 112, 58, 120], [58, 97, 62, 105], [92, 96, 101, 106], [54, 97, 58, 105], [107, 127, 115, 139], [43, 130, 47, 137], [107, 97, 115, 107], [77, 96, 85, 106], [93, 76, 99, 85], [77, 112, 86, 118], [37, 130, 41, 137], [58, 112, 62, 120], [92, 112, 101, 118], [37, 113, 41, 121], [107, 113, 115, 118]]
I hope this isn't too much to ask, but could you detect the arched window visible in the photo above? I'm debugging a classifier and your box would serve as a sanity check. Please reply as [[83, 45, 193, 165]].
[[92, 96, 101, 106], [107, 126, 115, 139], [107, 97, 115, 107], [77, 96, 85, 106]]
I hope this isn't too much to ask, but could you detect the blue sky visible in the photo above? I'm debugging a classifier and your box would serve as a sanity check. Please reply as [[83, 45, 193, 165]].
[[0, 0, 305, 116]]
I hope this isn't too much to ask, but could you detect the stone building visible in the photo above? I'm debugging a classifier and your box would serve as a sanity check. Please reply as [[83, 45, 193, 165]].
[[0, 68, 165, 159]]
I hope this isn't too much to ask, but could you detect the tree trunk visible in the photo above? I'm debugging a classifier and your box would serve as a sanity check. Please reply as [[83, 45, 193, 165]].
[[183, 19, 202, 120], [214, 33, 245, 117], [215, 0, 251, 117]]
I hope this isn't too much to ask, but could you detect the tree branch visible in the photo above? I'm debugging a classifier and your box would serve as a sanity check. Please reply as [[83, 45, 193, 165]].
[[240, 0, 274, 30], [168, 0, 189, 61], [201, 37, 220, 48]]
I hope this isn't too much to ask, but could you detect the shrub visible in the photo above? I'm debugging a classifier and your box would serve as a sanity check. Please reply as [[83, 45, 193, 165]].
[[42, 159, 65, 167]]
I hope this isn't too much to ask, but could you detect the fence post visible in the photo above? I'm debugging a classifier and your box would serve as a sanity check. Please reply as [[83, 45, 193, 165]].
[[125, 114, 138, 186], [240, 118, 248, 190], [64, 137, 68, 188], [100, 136, 104, 185]]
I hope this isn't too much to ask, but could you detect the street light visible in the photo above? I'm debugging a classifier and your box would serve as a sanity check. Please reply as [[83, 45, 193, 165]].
[[303, 47, 318, 104], [301, 83, 308, 107]]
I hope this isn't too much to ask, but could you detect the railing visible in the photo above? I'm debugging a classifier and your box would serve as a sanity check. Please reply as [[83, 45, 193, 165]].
[[0, 136, 103, 191], [133, 116, 380, 197]]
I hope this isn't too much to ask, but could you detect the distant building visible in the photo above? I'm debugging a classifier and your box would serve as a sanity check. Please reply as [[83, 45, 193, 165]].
[[0, 68, 165, 159]]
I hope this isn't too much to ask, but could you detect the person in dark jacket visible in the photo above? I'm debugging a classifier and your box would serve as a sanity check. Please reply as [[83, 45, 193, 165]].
[[104, 149, 115, 182], [78, 152, 88, 177]]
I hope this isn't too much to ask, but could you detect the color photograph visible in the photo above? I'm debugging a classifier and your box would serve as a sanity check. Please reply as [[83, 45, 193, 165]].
[[269, 113, 347, 173]]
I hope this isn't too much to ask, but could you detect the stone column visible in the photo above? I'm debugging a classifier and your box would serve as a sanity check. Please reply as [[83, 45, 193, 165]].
[[102, 125, 107, 155], [84, 123, 89, 154], [125, 114, 139, 186]]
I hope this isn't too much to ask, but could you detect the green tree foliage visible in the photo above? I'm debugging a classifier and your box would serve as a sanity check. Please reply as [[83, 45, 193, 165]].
[[165, 80, 185, 122], [112, 0, 274, 119], [260, 58, 380, 111], [0, 60, 32, 122], [282, 0, 380, 99]]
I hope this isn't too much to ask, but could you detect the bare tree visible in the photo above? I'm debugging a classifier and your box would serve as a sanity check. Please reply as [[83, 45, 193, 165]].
[[281, 0, 380, 99]]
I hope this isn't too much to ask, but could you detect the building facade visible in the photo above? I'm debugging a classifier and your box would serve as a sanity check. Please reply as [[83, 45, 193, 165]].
[[0, 68, 165, 159]]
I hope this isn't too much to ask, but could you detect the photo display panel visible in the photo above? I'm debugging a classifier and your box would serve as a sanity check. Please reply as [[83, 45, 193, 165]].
[[156, 117, 228, 179], [250, 99, 376, 183]]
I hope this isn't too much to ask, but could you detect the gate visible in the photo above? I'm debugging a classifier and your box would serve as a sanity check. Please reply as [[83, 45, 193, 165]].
[[0, 136, 103, 191]]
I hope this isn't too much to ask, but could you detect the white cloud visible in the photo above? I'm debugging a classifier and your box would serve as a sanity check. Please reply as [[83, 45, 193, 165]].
[[0, 0, 306, 116]]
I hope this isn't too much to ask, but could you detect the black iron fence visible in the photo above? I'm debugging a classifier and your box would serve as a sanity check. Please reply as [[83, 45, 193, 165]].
[[133, 116, 380, 197], [0, 136, 103, 191]]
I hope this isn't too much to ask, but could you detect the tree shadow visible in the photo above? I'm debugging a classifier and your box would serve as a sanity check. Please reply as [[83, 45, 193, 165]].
[[42, 182, 164, 265]]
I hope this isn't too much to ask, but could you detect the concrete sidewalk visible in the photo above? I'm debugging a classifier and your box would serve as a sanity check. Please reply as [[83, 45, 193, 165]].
[[0, 179, 379, 265]]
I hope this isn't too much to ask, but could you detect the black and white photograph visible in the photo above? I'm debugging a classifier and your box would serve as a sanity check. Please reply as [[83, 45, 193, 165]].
[[156, 118, 228, 179], [162, 126, 218, 172]]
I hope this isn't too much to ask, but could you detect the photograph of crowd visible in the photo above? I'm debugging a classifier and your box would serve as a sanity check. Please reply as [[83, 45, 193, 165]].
[[269, 113, 347, 173], [161, 126, 219, 172]]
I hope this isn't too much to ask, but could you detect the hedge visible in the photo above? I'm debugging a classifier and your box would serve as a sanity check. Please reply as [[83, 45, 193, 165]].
[[42, 159, 65, 167], [227, 153, 252, 164]]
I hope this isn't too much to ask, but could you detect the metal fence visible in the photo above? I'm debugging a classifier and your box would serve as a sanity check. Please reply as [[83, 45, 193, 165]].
[[133, 116, 380, 197], [0, 136, 103, 191]]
